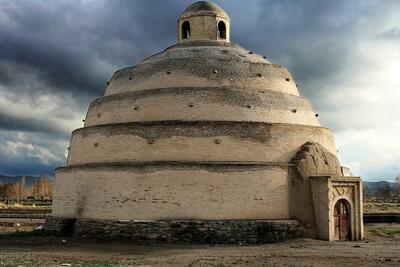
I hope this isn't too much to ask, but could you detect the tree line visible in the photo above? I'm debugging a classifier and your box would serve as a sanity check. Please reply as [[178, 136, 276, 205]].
[[364, 175, 400, 202], [0, 175, 53, 201]]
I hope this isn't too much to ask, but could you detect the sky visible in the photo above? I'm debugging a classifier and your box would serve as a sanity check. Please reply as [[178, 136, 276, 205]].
[[0, 0, 399, 182]]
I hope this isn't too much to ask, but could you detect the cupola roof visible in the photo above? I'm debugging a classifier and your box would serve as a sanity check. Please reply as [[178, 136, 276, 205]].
[[179, 1, 229, 19]]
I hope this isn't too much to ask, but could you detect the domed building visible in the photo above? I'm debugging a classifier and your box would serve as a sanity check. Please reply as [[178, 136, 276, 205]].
[[51, 1, 363, 242]]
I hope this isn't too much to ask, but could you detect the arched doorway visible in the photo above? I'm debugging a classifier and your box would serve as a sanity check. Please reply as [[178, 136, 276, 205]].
[[334, 199, 351, 241]]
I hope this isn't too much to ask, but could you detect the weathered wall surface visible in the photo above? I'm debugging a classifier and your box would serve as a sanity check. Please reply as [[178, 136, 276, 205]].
[[289, 142, 343, 238], [53, 164, 290, 220], [46, 218, 302, 244], [67, 123, 336, 165], [104, 43, 299, 96], [85, 88, 319, 127], [288, 166, 317, 237], [292, 142, 342, 178], [310, 177, 331, 240]]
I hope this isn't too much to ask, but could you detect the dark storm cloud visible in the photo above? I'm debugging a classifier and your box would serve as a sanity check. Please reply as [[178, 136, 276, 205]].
[[0, 150, 59, 177], [0, 112, 67, 137], [0, 0, 397, 101], [0, 130, 65, 176], [0, 0, 192, 98], [0, 0, 399, 180], [230, 0, 360, 93], [1, 2, 111, 97], [0, 36, 103, 95], [0, 0, 198, 176]]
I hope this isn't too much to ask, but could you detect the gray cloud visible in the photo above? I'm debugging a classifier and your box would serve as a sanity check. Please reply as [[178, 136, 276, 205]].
[[0, 130, 66, 176], [378, 28, 400, 40], [0, 0, 399, 181], [0, 112, 68, 137]]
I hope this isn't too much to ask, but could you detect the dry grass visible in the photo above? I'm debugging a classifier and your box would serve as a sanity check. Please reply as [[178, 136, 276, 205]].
[[363, 202, 400, 214]]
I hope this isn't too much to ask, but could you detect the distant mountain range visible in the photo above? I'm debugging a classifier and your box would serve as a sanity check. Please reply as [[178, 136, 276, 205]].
[[363, 181, 397, 195], [0, 174, 54, 186]]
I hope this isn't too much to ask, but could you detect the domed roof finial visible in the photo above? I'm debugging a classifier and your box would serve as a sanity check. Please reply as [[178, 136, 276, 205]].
[[180, 1, 229, 18], [178, 1, 230, 43]]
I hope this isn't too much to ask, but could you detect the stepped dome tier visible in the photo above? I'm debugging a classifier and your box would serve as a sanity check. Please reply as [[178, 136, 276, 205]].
[[52, 1, 363, 243], [89, 40, 319, 127]]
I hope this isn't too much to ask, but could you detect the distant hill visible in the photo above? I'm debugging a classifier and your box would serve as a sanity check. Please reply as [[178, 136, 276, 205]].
[[363, 181, 397, 195], [0, 174, 54, 186]]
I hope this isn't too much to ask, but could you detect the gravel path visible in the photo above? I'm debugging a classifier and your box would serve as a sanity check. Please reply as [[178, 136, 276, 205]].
[[0, 223, 399, 266]]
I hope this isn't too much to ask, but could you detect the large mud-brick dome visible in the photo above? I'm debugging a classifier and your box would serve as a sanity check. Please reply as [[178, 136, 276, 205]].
[[52, 1, 363, 242]]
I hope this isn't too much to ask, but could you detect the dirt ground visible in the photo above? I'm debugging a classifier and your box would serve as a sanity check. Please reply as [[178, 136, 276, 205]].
[[0, 221, 399, 267]]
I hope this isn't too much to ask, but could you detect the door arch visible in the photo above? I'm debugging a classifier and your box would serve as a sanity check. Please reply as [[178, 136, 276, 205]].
[[334, 199, 351, 241]]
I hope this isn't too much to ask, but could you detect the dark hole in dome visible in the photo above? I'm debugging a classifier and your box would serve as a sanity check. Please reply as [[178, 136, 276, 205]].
[[188, 103, 194, 108], [134, 106, 140, 110], [286, 78, 290, 81], [248, 51, 253, 54], [128, 77, 132, 80], [315, 114, 319, 117]]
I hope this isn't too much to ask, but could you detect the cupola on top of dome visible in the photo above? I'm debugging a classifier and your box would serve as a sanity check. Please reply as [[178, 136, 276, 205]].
[[178, 1, 230, 43]]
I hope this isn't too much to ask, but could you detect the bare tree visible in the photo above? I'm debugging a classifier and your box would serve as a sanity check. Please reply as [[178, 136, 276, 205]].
[[0, 183, 18, 199], [363, 184, 369, 202], [395, 175, 400, 197], [16, 176, 27, 201], [32, 175, 53, 200], [376, 183, 393, 202]]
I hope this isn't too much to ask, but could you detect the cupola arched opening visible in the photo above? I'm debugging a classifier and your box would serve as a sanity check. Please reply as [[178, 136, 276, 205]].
[[182, 21, 191, 39], [218, 21, 226, 39]]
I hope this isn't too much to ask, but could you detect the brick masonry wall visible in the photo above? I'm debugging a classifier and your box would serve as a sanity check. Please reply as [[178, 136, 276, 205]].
[[53, 164, 290, 220], [105, 55, 298, 96], [85, 87, 319, 127], [46, 218, 303, 244], [67, 123, 336, 166]]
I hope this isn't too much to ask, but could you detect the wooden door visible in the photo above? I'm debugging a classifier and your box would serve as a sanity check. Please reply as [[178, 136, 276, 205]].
[[334, 199, 351, 241]]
